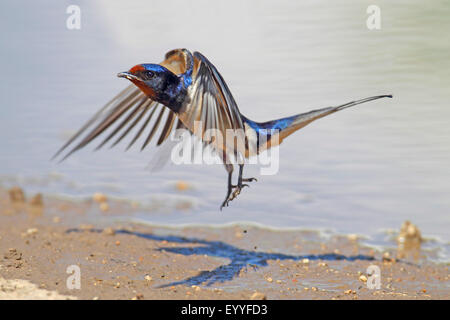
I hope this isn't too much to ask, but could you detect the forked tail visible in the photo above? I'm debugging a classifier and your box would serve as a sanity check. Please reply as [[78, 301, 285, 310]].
[[244, 95, 392, 146]]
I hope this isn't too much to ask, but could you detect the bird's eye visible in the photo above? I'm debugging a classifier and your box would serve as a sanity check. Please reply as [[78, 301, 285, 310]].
[[145, 70, 155, 79]]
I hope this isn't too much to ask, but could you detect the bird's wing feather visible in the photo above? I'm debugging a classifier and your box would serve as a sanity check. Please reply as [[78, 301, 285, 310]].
[[53, 49, 190, 161], [177, 51, 245, 157], [53, 49, 245, 162]]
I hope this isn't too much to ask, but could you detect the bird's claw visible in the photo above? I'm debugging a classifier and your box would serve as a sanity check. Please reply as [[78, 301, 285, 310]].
[[220, 178, 258, 210], [220, 184, 249, 209]]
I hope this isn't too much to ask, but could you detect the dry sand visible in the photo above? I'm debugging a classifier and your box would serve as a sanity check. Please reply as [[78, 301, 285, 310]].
[[0, 187, 448, 300]]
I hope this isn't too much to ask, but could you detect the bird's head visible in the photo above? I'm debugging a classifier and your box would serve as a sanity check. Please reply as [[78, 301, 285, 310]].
[[117, 64, 181, 105]]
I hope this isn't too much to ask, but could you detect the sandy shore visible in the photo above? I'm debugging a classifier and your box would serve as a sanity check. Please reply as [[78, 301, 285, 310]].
[[0, 187, 448, 300]]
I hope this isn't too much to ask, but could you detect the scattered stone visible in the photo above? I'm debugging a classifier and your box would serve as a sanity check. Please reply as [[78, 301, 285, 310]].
[[93, 193, 107, 203], [397, 221, 422, 258], [53, 216, 61, 223], [26, 228, 38, 236], [175, 181, 190, 191], [100, 202, 109, 212], [191, 285, 201, 292], [30, 194, 43, 207], [4, 248, 22, 260], [144, 275, 152, 282], [132, 293, 144, 300], [311, 287, 318, 291], [344, 289, 356, 295], [9, 187, 25, 203], [250, 292, 266, 300], [235, 232, 243, 239], [266, 277, 273, 283], [115, 241, 120, 246], [103, 227, 115, 236], [382, 251, 394, 262], [399, 221, 422, 242], [347, 234, 358, 241], [3, 249, 22, 268], [359, 275, 368, 283], [301, 258, 309, 264]]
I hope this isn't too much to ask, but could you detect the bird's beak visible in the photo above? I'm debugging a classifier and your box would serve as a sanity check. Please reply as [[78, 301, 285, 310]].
[[117, 72, 140, 81]]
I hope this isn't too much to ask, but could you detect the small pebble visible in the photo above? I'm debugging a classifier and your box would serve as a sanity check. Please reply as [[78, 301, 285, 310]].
[[266, 277, 273, 283], [347, 234, 358, 241], [103, 228, 115, 236], [4, 248, 22, 260], [9, 187, 25, 203], [175, 181, 190, 191], [93, 193, 107, 203], [100, 202, 109, 212], [359, 275, 368, 283], [144, 275, 152, 281], [250, 292, 266, 300], [26, 228, 38, 235], [30, 194, 43, 207]]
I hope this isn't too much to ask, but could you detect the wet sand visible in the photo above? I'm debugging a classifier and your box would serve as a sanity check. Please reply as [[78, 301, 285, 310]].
[[0, 187, 448, 300]]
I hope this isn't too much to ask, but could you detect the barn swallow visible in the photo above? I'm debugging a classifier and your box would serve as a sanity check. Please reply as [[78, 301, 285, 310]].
[[53, 48, 392, 209]]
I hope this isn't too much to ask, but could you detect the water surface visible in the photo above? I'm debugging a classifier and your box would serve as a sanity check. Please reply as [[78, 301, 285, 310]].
[[0, 1, 449, 259]]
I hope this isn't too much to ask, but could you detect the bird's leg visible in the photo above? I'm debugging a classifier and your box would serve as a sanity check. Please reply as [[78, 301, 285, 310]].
[[220, 160, 258, 208], [220, 164, 234, 210], [237, 164, 249, 189], [238, 164, 257, 185]]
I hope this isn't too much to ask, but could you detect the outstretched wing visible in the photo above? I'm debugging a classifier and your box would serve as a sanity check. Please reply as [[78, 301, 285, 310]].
[[53, 49, 246, 163], [177, 51, 245, 157], [53, 50, 190, 161]]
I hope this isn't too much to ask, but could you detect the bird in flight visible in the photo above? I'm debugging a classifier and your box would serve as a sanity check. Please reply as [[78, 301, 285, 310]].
[[53, 48, 392, 209]]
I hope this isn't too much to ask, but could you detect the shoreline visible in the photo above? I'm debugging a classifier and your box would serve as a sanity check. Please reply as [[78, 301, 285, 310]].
[[0, 187, 448, 300]]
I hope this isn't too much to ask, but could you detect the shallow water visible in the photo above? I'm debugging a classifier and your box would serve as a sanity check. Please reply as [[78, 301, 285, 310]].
[[0, 1, 449, 260]]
